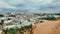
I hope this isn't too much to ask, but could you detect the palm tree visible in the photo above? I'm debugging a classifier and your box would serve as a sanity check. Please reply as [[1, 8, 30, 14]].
[[0, 20, 4, 26], [23, 24, 33, 34], [21, 27, 24, 34], [5, 29, 8, 34], [18, 27, 25, 34], [0, 20, 6, 34], [29, 24, 33, 34], [2, 28, 8, 34], [18, 22, 24, 34], [24, 24, 35, 34], [17, 28, 21, 34]]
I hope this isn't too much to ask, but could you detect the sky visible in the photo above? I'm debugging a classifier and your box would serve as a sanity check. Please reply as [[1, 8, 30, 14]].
[[0, 0, 60, 13]]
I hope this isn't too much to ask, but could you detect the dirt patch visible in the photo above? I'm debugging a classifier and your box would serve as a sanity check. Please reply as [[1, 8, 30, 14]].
[[33, 20, 60, 34]]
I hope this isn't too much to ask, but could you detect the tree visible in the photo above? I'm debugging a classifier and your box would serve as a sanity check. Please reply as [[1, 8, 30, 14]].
[[41, 15, 56, 20], [18, 22, 25, 34], [2, 28, 8, 34], [7, 18, 11, 20], [29, 24, 33, 34], [9, 15, 15, 17], [0, 20, 4, 25], [23, 24, 33, 34], [0, 14, 4, 17]]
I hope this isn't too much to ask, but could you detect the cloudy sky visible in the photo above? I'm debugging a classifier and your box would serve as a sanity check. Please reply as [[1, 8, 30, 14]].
[[0, 0, 60, 13]]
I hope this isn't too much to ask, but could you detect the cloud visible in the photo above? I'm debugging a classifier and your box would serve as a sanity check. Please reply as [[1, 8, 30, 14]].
[[0, 0, 16, 8], [0, 0, 60, 13]]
